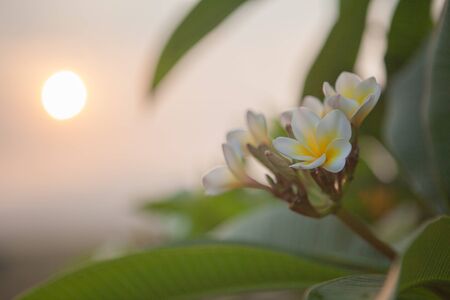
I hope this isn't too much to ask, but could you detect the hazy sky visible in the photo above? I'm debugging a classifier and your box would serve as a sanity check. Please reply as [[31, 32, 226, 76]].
[[0, 0, 340, 252], [0, 0, 404, 296]]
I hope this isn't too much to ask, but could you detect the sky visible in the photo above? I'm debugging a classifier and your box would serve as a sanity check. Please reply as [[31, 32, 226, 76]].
[[0, 0, 407, 297]]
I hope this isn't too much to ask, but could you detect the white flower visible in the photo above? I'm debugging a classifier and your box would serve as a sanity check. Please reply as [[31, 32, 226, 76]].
[[323, 72, 381, 127], [273, 108, 352, 173], [222, 143, 247, 181], [280, 96, 326, 129], [202, 142, 249, 195], [202, 166, 241, 195], [226, 129, 252, 158], [226, 111, 268, 158], [202, 111, 269, 195], [302, 96, 326, 117], [246, 110, 269, 144]]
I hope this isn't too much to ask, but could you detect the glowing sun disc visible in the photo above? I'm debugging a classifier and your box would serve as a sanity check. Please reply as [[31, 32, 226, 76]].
[[41, 71, 87, 120]]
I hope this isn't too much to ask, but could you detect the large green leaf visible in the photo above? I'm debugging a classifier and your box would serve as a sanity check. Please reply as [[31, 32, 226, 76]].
[[305, 275, 385, 300], [364, 0, 432, 138], [384, 0, 433, 77], [398, 288, 444, 300], [216, 204, 389, 271], [383, 48, 447, 214], [426, 1, 450, 200], [151, 0, 251, 91], [19, 243, 348, 300], [301, 0, 370, 100], [398, 216, 450, 294], [365, 0, 433, 139], [314, 281, 443, 300], [304, 217, 450, 300], [373, 217, 450, 300], [141, 189, 271, 238]]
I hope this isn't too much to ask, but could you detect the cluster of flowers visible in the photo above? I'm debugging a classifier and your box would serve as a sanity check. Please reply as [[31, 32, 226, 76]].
[[202, 72, 381, 217]]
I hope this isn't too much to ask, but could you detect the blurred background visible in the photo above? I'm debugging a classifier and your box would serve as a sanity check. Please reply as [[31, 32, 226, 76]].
[[0, 0, 444, 298]]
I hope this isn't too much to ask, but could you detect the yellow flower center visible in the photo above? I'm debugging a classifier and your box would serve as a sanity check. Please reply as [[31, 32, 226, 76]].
[[341, 86, 375, 105]]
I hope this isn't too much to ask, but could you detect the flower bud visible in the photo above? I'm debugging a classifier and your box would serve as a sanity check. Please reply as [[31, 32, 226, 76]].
[[323, 72, 381, 127], [246, 110, 269, 144]]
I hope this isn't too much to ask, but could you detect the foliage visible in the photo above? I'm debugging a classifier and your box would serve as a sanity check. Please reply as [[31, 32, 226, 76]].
[[150, 0, 252, 91], [19, 243, 349, 299], [398, 217, 450, 294], [305, 275, 385, 300], [384, 0, 433, 77], [301, 0, 370, 99], [364, 0, 434, 139], [384, 49, 447, 214], [19, 217, 450, 299], [216, 203, 389, 272], [426, 1, 450, 200], [384, 0, 449, 214], [141, 189, 272, 238]]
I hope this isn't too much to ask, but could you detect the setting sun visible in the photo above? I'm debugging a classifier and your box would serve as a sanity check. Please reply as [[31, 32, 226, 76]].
[[41, 71, 87, 120]]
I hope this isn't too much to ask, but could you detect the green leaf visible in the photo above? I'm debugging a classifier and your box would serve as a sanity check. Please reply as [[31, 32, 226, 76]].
[[151, 0, 251, 91], [19, 243, 348, 300], [301, 0, 370, 100], [216, 204, 389, 271], [305, 275, 385, 300], [368, 0, 433, 139], [426, 1, 450, 200], [398, 216, 450, 294], [376, 217, 450, 299], [398, 287, 444, 300], [377, 268, 443, 300], [141, 189, 271, 238], [321, 217, 450, 300], [384, 0, 433, 77], [383, 47, 447, 214]]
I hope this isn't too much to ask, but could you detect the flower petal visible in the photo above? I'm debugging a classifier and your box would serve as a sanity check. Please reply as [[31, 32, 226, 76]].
[[223, 143, 246, 180], [354, 77, 381, 104], [325, 94, 359, 120], [202, 166, 240, 195], [291, 107, 320, 148], [302, 96, 324, 117], [226, 129, 251, 158], [280, 109, 295, 129], [335, 72, 361, 99], [351, 94, 379, 127], [316, 110, 351, 150], [273, 137, 314, 161], [323, 82, 336, 97], [290, 154, 326, 170], [246, 110, 268, 144], [323, 139, 352, 173]]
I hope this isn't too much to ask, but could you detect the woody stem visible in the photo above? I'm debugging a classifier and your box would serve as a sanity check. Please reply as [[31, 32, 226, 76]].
[[335, 208, 397, 261]]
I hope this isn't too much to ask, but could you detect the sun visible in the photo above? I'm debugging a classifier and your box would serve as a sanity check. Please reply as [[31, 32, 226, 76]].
[[41, 71, 87, 120]]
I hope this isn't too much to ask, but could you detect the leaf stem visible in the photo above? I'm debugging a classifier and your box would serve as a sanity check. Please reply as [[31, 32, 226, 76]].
[[335, 208, 397, 261]]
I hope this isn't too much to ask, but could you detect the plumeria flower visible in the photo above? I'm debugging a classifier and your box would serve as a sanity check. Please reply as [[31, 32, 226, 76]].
[[246, 110, 269, 144], [202, 73, 382, 218], [280, 96, 327, 129], [226, 111, 269, 157], [202, 111, 269, 195], [323, 72, 381, 127], [273, 108, 352, 173], [202, 143, 249, 195], [226, 129, 252, 158], [202, 166, 241, 195], [222, 143, 248, 181]]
